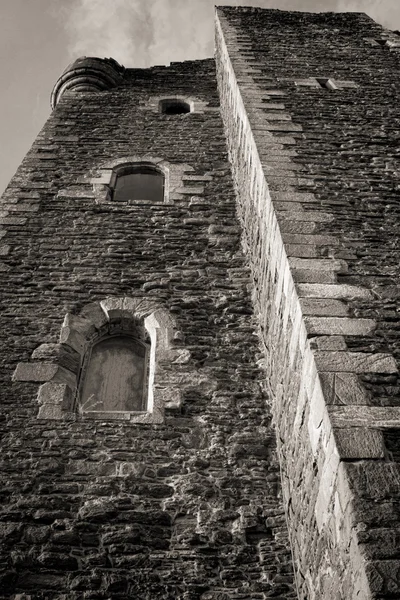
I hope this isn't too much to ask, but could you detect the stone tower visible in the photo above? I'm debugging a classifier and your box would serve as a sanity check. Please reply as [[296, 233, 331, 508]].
[[1, 6, 400, 600]]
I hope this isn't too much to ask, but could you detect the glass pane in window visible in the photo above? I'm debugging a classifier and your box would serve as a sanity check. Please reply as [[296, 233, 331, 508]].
[[81, 336, 148, 412], [114, 168, 164, 202]]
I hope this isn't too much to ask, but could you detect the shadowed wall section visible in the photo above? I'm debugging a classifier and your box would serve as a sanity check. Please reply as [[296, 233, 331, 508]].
[[216, 6, 400, 600]]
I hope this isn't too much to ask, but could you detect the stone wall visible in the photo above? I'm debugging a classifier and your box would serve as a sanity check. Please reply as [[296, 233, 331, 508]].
[[0, 60, 296, 598], [216, 7, 400, 600]]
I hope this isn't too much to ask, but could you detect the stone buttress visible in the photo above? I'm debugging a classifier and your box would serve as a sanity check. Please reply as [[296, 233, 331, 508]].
[[216, 6, 400, 600]]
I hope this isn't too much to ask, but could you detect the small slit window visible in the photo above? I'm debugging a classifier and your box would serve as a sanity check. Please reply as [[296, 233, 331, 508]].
[[159, 99, 191, 115], [316, 78, 338, 90], [80, 333, 150, 414], [113, 165, 164, 202]]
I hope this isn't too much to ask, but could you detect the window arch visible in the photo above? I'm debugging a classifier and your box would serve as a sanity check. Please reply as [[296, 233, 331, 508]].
[[159, 98, 192, 115], [12, 298, 186, 423], [112, 163, 165, 202]]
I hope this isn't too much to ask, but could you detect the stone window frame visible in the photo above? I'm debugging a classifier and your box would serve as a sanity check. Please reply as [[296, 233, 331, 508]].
[[110, 161, 166, 203], [144, 94, 219, 115], [159, 97, 193, 114], [12, 297, 182, 423], [291, 77, 358, 90], [90, 155, 197, 204]]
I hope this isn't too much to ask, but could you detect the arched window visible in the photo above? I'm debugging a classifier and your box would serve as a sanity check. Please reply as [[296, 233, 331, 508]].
[[13, 298, 184, 423], [113, 164, 164, 202], [159, 99, 191, 115], [79, 333, 150, 413]]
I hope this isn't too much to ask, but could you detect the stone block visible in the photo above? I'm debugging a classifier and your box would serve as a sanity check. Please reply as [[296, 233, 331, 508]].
[[286, 244, 320, 258], [309, 336, 347, 351], [62, 313, 96, 338], [37, 404, 64, 420], [32, 343, 80, 373], [345, 462, 400, 500], [296, 283, 373, 300], [329, 406, 400, 428], [300, 298, 349, 317], [37, 382, 73, 409], [80, 302, 109, 328], [358, 528, 400, 559], [13, 362, 59, 382], [293, 270, 337, 284], [305, 317, 375, 336], [280, 220, 316, 234], [333, 427, 385, 459], [314, 433, 340, 531], [289, 258, 346, 272], [314, 351, 398, 373], [281, 210, 334, 223], [319, 372, 369, 405], [59, 326, 87, 354], [272, 192, 317, 203], [0, 217, 27, 225]]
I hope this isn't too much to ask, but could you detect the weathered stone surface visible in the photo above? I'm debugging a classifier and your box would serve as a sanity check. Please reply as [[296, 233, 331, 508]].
[[217, 6, 400, 600], [12, 362, 59, 382], [2, 6, 400, 600], [300, 298, 349, 317], [1, 48, 295, 600], [315, 351, 398, 373], [333, 427, 385, 459], [319, 372, 369, 405], [305, 317, 376, 336], [297, 283, 373, 300], [345, 462, 400, 500], [329, 406, 400, 428]]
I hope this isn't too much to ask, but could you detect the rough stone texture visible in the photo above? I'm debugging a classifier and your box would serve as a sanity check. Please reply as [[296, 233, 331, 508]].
[[216, 6, 400, 600], [3, 6, 400, 600], [0, 59, 295, 598]]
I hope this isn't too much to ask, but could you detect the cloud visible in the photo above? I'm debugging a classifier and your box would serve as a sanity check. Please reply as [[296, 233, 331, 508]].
[[336, 0, 400, 29], [64, 0, 153, 66], [63, 0, 400, 69]]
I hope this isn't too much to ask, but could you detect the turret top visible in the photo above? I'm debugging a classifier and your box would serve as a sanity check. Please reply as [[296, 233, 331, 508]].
[[51, 56, 125, 109]]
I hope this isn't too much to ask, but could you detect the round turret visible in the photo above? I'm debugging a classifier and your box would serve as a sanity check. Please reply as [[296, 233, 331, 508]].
[[51, 57, 125, 109]]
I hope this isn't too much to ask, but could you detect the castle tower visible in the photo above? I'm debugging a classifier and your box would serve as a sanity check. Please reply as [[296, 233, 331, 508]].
[[1, 6, 400, 600]]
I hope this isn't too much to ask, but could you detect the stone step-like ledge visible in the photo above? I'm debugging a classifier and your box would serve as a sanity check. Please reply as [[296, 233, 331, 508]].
[[284, 233, 339, 245], [315, 351, 398, 373], [289, 257, 346, 272], [297, 283, 374, 300], [329, 406, 400, 428], [305, 317, 376, 336], [279, 210, 334, 223], [300, 298, 349, 317]]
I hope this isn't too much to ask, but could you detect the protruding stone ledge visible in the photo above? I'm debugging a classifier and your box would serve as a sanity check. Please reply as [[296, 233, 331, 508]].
[[319, 372, 369, 405], [297, 283, 374, 300], [215, 10, 398, 598], [333, 428, 385, 459], [329, 406, 400, 428], [314, 351, 398, 373], [305, 317, 376, 336]]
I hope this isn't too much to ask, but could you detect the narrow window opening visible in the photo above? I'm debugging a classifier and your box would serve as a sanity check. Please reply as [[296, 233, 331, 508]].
[[160, 99, 191, 114], [113, 165, 164, 202], [79, 333, 150, 414], [316, 78, 338, 90]]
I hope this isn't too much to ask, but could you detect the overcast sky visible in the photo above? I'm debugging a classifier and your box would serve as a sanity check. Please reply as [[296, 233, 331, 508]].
[[1, 0, 399, 194]]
